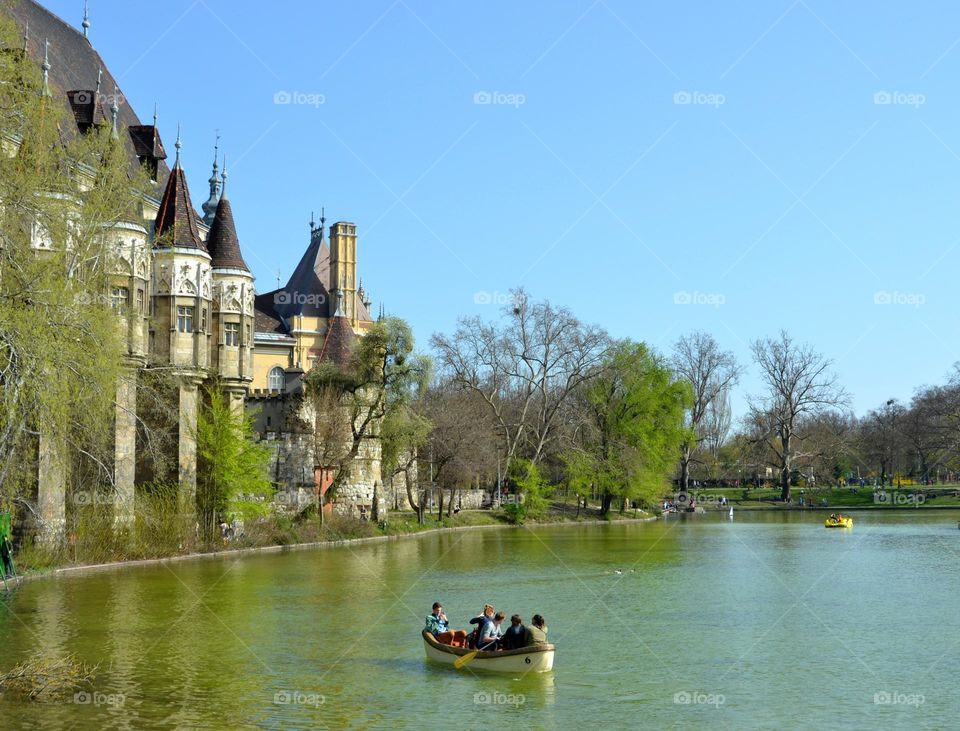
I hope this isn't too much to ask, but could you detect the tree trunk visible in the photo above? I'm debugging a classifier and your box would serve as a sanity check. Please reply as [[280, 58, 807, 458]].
[[438, 489, 443, 522], [780, 466, 791, 501], [601, 492, 613, 516]]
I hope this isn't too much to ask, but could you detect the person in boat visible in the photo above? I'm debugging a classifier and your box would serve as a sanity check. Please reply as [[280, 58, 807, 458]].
[[468, 604, 498, 650], [499, 614, 527, 650], [492, 611, 506, 642], [524, 614, 549, 646], [425, 602, 467, 647], [829, 513, 837, 522]]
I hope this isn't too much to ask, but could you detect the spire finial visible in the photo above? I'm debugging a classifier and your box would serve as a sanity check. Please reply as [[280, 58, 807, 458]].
[[152, 102, 158, 126], [82, 0, 90, 39], [41, 38, 51, 97], [174, 123, 182, 167], [22, 22, 29, 52], [220, 155, 228, 196], [110, 85, 119, 138], [95, 67, 102, 94], [309, 211, 315, 232]]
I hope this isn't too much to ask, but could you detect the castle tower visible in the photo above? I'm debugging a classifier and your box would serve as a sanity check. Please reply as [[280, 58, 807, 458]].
[[151, 131, 211, 498], [328, 221, 357, 326], [206, 160, 255, 414], [106, 217, 151, 526]]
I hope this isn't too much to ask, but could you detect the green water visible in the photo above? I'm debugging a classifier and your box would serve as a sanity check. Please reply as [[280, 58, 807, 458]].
[[1, 511, 958, 730]]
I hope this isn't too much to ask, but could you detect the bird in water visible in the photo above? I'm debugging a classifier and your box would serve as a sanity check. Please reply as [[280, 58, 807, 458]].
[[614, 569, 623, 575]]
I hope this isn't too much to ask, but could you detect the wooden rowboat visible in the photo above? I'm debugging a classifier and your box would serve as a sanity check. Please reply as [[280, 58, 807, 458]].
[[421, 630, 555, 673]]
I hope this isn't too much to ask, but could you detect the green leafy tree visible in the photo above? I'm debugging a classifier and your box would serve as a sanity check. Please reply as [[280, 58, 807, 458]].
[[196, 384, 272, 543], [304, 316, 430, 506], [565, 341, 691, 516], [504, 458, 550, 524]]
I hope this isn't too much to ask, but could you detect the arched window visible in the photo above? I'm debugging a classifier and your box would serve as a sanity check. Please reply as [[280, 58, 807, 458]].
[[268, 366, 285, 392]]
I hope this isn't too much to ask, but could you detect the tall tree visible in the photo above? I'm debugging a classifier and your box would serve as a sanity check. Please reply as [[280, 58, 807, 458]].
[[671, 331, 741, 493], [431, 288, 609, 473], [304, 316, 429, 505], [564, 341, 691, 516], [748, 331, 849, 501]]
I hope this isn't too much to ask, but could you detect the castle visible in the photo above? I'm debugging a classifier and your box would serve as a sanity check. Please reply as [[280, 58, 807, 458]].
[[8, 0, 393, 540]]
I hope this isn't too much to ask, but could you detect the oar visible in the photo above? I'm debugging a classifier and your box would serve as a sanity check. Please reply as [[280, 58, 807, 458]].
[[454, 651, 478, 670]]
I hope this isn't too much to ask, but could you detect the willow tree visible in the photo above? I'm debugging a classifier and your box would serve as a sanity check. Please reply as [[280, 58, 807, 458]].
[[564, 341, 691, 516], [0, 11, 148, 532]]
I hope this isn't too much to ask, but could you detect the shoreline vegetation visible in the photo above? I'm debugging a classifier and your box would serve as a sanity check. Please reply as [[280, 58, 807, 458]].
[[11, 485, 960, 581]]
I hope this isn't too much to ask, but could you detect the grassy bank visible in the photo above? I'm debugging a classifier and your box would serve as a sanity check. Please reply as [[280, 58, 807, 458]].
[[679, 484, 960, 510], [10, 504, 652, 576]]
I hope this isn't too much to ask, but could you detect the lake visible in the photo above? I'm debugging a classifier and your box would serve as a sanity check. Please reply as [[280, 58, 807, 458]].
[[1, 510, 958, 729]]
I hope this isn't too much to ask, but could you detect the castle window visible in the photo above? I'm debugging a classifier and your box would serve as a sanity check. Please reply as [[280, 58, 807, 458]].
[[224, 322, 240, 346], [201, 308, 208, 333], [136, 288, 145, 314], [177, 306, 194, 333], [111, 287, 129, 311], [269, 366, 284, 392]]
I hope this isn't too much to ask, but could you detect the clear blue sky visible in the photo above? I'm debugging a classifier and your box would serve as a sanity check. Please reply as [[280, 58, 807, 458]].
[[42, 0, 960, 418]]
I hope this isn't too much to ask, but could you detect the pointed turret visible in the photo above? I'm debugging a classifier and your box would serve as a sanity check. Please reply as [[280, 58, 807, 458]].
[[153, 129, 205, 251], [206, 161, 249, 272], [201, 135, 221, 225]]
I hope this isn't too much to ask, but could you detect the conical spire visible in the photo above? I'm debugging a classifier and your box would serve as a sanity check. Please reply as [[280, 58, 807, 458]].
[[82, 0, 90, 39], [201, 134, 221, 225], [206, 160, 250, 272], [41, 39, 51, 97], [110, 86, 119, 138], [154, 130, 205, 251]]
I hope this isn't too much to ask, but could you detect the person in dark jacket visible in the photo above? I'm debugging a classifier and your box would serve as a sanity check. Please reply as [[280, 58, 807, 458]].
[[499, 614, 527, 650]]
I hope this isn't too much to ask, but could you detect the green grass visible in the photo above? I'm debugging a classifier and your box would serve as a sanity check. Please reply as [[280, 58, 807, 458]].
[[678, 484, 960, 509]]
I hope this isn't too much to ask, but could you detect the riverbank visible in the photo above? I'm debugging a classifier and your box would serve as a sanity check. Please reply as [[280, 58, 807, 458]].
[[6, 508, 655, 582], [680, 484, 960, 510]]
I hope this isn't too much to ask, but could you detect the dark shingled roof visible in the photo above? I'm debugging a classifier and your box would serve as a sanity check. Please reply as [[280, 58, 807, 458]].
[[154, 164, 205, 250], [276, 232, 332, 319], [318, 314, 355, 368], [7, 0, 172, 187], [254, 292, 287, 334], [206, 196, 249, 271]]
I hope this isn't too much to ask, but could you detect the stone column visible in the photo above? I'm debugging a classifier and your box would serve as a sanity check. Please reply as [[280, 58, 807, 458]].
[[178, 377, 200, 508], [37, 430, 66, 545], [114, 371, 138, 527]]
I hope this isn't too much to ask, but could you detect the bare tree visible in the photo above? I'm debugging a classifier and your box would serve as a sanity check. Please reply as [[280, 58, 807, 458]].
[[431, 289, 609, 472], [748, 331, 849, 501], [671, 331, 741, 492]]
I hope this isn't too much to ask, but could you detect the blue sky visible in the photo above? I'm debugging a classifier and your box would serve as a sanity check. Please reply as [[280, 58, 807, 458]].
[[41, 0, 960, 418]]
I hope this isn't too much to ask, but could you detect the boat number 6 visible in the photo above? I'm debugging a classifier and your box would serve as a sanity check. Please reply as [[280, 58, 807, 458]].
[[525, 657, 531, 664]]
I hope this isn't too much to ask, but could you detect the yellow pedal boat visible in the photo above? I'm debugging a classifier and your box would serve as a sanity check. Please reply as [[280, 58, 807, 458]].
[[824, 517, 853, 528]]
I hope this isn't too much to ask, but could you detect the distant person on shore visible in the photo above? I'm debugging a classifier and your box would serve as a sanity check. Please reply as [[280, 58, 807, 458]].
[[469, 604, 498, 650], [524, 614, 549, 646], [499, 615, 527, 650]]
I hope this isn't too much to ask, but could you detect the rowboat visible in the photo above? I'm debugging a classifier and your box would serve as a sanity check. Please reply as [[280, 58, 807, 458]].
[[421, 630, 555, 673], [824, 517, 853, 528]]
